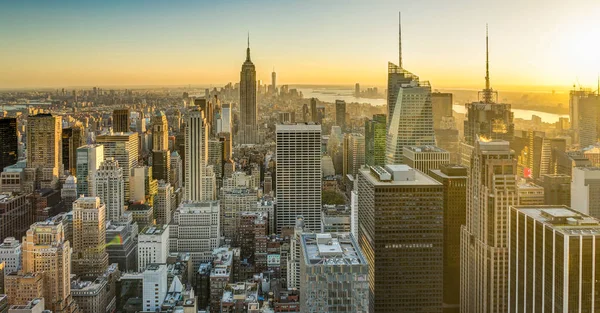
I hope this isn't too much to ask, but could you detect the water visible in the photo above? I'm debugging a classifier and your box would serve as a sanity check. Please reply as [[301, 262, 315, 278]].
[[452, 105, 568, 124], [298, 88, 567, 123]]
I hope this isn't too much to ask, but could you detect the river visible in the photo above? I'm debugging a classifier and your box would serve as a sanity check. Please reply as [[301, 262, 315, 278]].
[[298, 88, 568, 124]]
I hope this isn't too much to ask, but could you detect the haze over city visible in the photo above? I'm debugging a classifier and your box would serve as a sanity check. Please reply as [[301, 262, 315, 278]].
[[1, 0, 600, 90]]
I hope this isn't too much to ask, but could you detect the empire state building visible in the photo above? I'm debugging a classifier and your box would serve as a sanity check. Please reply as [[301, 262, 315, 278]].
[[238, 36, 258, 145]]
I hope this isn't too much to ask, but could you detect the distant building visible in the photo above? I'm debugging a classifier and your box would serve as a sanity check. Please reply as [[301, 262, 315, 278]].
[[516, 181, 545, 205], [238, 39, 258, 145], [0, 118, 18, 171], [96, 132, 139, 202], [343, 133, 365, 177], [335, 100, 346, 131], [541, 173, 571, 206], [509, 206, 600, 312], [76, 144, 104, 197], [138, 224, 169, 271], [25, 114, 62, 190], [431, 92, 453, 129], [299, 233, 369, 313], [364, 114, 386, 167], [112, 108, 130, 133], [276, 124, 322, 233], [0, 193, 33, 242], [93, 157, 124, 222], [155, 181, 173, 225], [61, 125, 84, 176], [7, 298, 44, 313], [571, 166, 600, 219], [403, 145, 450, 174]]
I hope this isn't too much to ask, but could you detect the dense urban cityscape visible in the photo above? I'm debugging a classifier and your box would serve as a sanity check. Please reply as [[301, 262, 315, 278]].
[[1, 1, 600, 313]]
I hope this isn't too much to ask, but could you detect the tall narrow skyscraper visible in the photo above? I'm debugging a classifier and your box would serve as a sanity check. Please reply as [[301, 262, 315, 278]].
[[364, 114, 387, 167], [385, 14, 435, 164], [96, 132, 138, 202], [275, 124, 322, 232], [76, 144, 104, 197], [238, 35, 258, 145], [271, 68, 277, 92], [62, 124, 84, 176], [335, 100, 346, 131], [71, 197, 109, 277], [94, 158, 125, 222], [151, 111, 170, 182], [0, 118, 18, 171], [25, 113, 62, 190], [460, 139, 518, 313], [112, 109, 130, 133], [185, 107, 208, 201]]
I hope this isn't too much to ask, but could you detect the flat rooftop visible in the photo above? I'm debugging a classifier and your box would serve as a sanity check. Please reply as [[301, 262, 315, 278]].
[[301, 233, 367, 266], [361, 165, 441, 187], [276, 123, 321, 132], [403, 145, 448, 153], [514, 206, 600, 236], [140, 224, 168, 236]]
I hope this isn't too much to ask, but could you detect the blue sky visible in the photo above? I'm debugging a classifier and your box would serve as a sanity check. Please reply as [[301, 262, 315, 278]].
[[1, 0, 599, 90]]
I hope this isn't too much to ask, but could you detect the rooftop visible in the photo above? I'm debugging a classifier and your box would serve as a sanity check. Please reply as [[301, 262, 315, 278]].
[[362, 165, 441, 186], [514, 206, 600, 236], [403, 145, 448, 153], [276, 123, 321, 131], [140, 224, 168, 236], [301, 233, 367, 266]]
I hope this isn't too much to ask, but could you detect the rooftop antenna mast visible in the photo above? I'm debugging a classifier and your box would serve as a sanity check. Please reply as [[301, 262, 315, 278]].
[[398, 12, 402, 68], [479, 24, 497, 103]]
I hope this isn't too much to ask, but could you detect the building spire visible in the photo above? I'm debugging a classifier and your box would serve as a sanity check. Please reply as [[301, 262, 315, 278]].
[[482, 24, 494, 103], [246, 32, 251, 61], [398, 12, 402, 68]]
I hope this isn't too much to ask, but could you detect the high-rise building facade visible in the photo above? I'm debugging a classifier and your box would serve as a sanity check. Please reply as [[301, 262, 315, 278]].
[[460, 139, 518, 313], [151, 111, 170, 182], [516, 181, 545, 206], [138, 224, 169, 271], [540, 173, 571, 206], [509, 206, 600, 312], [71, 197, 109, 277], [402, 145, 450, 174], [155, 181, 172, 225], [0, 237, 21, 275], [76, 144, 104, 197], [343, 133, 365, 177], [25, 113, 62, 189], [112, 109, 130, 133], [431, 92, 453, 129], [299, 233, 369, 313], [275, 124, 322, 232], [335, 100, 346, 131], [96, 132, 138, 202], [357, 164, 443, 313], [364, 114, 386, 167], [570, 90, 600, 147], [571, 166, 600, 219], [61, 125, 84, 176], [22, 220, 78, 313], [169, 201, 220, 268], [0, 118, 18, 171], [238, 38, 258, 145], [142, 264, 167, 312], [93, 158, 124, 222], [0, 193, 33, 243], [185, 107, 209, 201], [429, 164, 467, 313]]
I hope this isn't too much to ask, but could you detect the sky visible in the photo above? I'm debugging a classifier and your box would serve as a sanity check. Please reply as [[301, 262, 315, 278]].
[[1, 0, 599, 91]]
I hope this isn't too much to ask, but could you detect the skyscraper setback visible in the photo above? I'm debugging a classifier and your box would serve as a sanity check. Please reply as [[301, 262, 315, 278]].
[[385, 15, 435, 164], [238, 36, 258, 145]]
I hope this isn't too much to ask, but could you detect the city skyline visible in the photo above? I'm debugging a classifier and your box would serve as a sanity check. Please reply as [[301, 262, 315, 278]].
[[1, 0, 599, 91]]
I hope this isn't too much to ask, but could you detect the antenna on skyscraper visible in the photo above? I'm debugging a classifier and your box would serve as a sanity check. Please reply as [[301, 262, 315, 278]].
[[485, 24, 490, 93], [398, 12, 402, 68]]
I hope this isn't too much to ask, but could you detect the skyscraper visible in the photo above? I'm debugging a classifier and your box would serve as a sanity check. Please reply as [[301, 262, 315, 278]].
[[138, 225, 169, 271], [22, 220, 78, 313], [238, 35, 258, 145], [460, 139, 518, 313], [431, 92, 453, 129], [509, 206, 600, 312], [310, 98, 318, 124], [71, 197, 109, 277], [96, 132, 138, 202], [385, 15, 435, 164], [142, 264, 167, 312], [93, 158, 124, 222], [540, 173, 571, 205], [25, 113, 62, 190], [429, 164, 467, 313], [364, 114, 386, 167], [185, 107, 209, 201], [61, 124, 84, 176], [357, 164, 443, 313], [402, 145, 450, 174], [155, 181, 172, 225], [275, 124, 322, 232], [342, 133, 365, 177], [335, 100, 346, 131], [271, 68, 277, 93], [0, 118, 18, 171], [112, 109, 130, 133], [76, 144, 104, 197], [571, 166, 600, 219], [576, 92, 600, 147], [152, 111, 171, 182]]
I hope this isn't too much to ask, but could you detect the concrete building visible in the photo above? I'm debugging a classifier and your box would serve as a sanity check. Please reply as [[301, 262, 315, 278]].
[[155, 181, 173, 225], [22, 220, 78, 313], [151, 111, 170, 183], [364, 114, 387, 167], [142, 263, 168, 312], [169, 201, 220, 268], [25, 113, 62, 190], [509, 206, 600, 312], [320, 205, 351, 233], [403, 145, 450, 174], [5, 273, 44, 307], [8, 298, 44, 313], [93, 158, 124, 222], [61, 175, 78, 209], [71, 264, 119, 313], [275, 124, 322, 232], [96, 132, 139, 202], [130, 165, 158, 205], [299, 233, 369, 313], [76, 144, 104, 197], [516, 181, 545, 205], [220, 184, 258, 244], [0, 237, 21, 275], [463, 103, 514, 146], [461, 139, 518, 313], [429, 164, 467, 313], [357, 164, 443, 312], [571, 166, 600, 219], [185, 107, 209, 201], [0, 193, 33, 243], [72, 197, 109, 277], [238, 39, 258, 145], [540, 173, 571, 206], [138, 224, 169, 271], [112, 109, 130, 133]]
